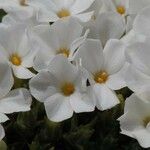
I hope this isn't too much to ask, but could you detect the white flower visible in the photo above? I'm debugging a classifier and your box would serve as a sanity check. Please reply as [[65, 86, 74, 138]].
[[102, 0, 129, 16], [125, 38, 150, 94], [0, 0, 34, 19], [0, 24, 36, 79], [85, 12, 125, 46], [102, 0, 134, 33], [73, 39, 126, 110], [26, 0, 95, 22], [29, 55, 95, 122], [29, 18, 88, 72], [118, 93, 150, 148]]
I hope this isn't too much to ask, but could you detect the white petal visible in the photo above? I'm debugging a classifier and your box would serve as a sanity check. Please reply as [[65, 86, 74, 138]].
[[22, 49, 37, 68], [133, 7, 150, 37], [44, 94, 73, 122], [125, 65, 150, 93], [12, 65, 35, 79], [0, 24, 26, 53], [0, 125, 5, 141], [0, 113, 9, 123], [51, 18, 83, 48], [0, 63, 14, 99], [73, 39, 103, 74], [69, 87, 95, 113], [47, 55, 78, 83], [37, 9, 58, 22], [126, 41, 150, 76], [106, 65, 127, 90], [93, 84, 120, 111], [104, 39, 125, 74], [136, 87, 150, 102], [70, 0, 95, 14], [118, 112, 143, 137], [29, 71, 59, 102], [74, 11, 94, 22], [129, 0, 150, 14], [70, 29, 89, 58], [124, 94, 150, 116], [33, 50, 54, 72], [0, 88, 32, 114], [88, 12, 125, 45], [121, 30, 146, 46], [133, 129, 150, 148], [31, 24, 60, 52]]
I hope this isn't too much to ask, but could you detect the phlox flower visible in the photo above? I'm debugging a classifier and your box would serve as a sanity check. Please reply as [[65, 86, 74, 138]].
[[0, 24, 36, 79], [118, 93, 150, 148], [29, 18, 88, 72], [26, 0, 95, 23], [29, 56, 95, 122], [73, 39, 126, 110]]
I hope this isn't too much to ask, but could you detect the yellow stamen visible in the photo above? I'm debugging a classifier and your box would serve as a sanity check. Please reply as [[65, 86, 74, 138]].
[[143, 116, 150, 127], [61, 82, 75, 96], [94, 71, 108, 84], [91, 15, 96, 20], [57, 9, 71, 18], [10, 54, 22, 66], [57, 48, 70, 58], [117, 6, 126, 15], [19, 0, 28, 6]]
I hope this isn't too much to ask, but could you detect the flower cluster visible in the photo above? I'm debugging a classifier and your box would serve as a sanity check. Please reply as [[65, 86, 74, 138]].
[[0, 0, 150, 148]]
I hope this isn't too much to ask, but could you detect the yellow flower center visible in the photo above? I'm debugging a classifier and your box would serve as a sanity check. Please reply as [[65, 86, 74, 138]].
[[57, 9, 71, 18], [9, 54, 22, 66], [91, 15, 96, 20], [61, 82, 75, 96], [117, 6, 126, 15], [19, 0, 28, 6], [94, 71, 108, 84], [57, 48, 70, 58], [143, 116, 150, 127]]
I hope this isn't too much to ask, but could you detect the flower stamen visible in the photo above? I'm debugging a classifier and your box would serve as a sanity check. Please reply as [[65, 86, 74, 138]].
[[61, 82, 75, 96], [117, 6, 126, 15], [94, 71, 108, 84], [19, 0, 28, 6], [143, 116, 150, 127], [57, 9, 71, 18], [57, 48, 70, 58], [9, 54, 22, 66]]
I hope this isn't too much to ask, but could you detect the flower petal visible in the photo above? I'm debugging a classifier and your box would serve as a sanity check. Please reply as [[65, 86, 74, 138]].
[[29, 71, 59, 102], [0, 125, 5, 141], [73, 39, 103, 74], [12, 65, 35, 79], [103, 39, 125, 74], [93, 84, 120, 110], [125, 65, 150, 93], [69, 87, 95, 113], [44, 93, 73, 122], [0, 88, 32, 114], [70, 0, 95, 14]]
